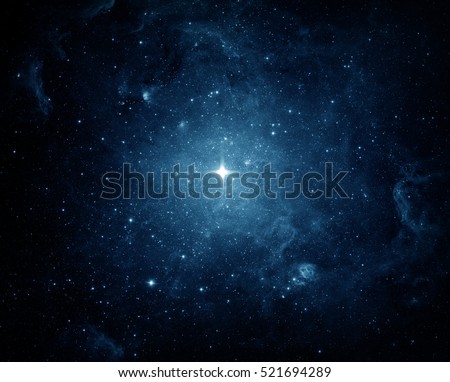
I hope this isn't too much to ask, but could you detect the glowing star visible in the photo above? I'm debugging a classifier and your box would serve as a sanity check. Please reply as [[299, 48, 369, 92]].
[[147, 279, 156, 287], [216, 165, 229, 179]]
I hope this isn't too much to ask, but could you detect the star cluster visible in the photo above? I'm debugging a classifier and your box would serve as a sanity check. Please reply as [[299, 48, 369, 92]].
[[1, 0, 449, 361]]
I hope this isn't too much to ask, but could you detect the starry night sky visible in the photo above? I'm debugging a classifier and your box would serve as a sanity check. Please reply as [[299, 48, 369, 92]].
[[1, 0, 449, 361]]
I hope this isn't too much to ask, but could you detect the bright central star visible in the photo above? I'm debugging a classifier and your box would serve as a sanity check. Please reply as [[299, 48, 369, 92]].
[[216, 165, 229, 179]]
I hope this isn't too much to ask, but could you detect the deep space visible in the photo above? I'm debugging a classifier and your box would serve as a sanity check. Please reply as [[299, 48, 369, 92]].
[[1, 0, 449, 361]]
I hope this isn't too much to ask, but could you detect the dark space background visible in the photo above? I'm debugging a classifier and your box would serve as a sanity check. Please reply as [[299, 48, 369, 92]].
[[0, 0, 449, 361]]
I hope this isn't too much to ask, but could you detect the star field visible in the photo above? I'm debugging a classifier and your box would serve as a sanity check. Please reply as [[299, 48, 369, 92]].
[[1, 0, 449, 361]]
